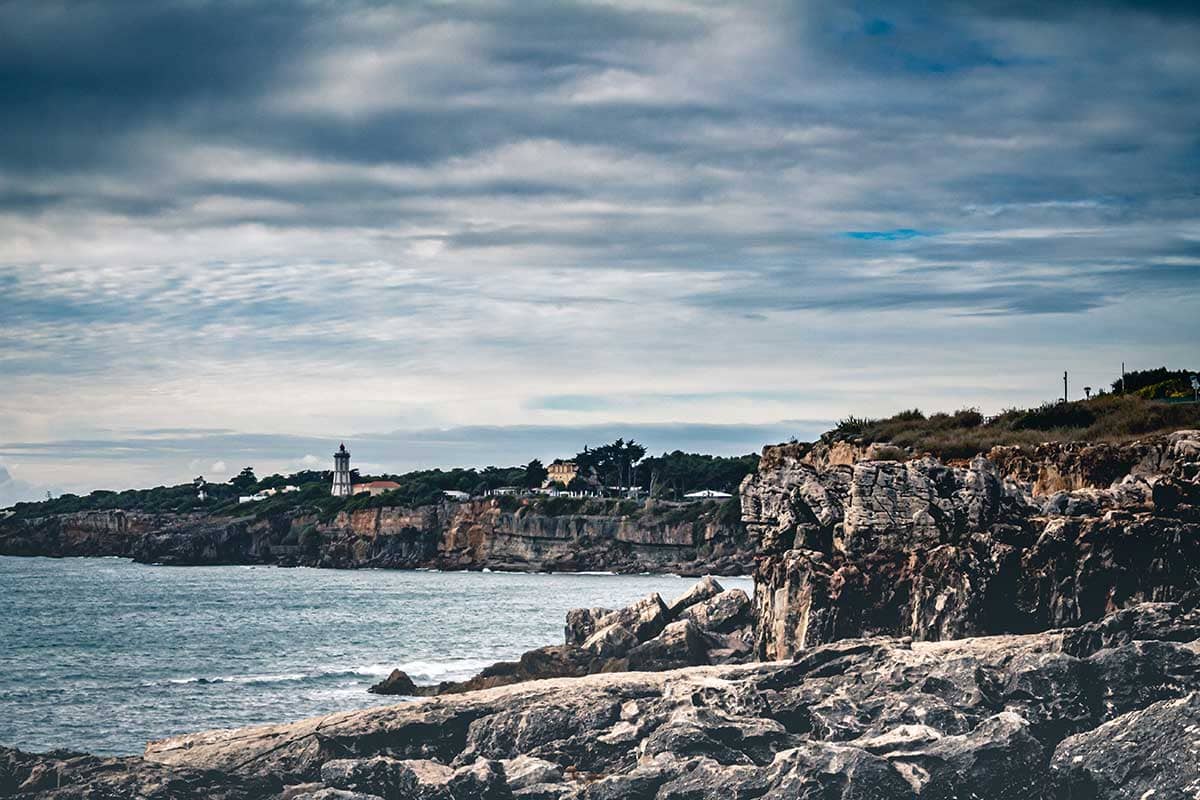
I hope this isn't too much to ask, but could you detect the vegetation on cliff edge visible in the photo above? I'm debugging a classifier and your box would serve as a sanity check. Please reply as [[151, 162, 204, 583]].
[[825, 382, 1199, 460]]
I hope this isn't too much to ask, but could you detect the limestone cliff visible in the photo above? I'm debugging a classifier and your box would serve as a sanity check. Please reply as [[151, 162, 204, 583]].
[[0, 499, 752, 575], [743, 429, 1200, 659]]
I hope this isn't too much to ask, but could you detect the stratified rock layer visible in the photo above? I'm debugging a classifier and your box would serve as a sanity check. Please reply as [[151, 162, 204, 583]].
[[743, 430, 1200, 659]]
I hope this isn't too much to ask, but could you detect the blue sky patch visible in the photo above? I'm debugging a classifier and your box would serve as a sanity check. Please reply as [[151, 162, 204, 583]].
[[843, 229, 931, 241]]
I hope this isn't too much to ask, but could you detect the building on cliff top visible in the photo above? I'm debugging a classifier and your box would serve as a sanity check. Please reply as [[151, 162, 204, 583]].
[[684, 489, 733, 499], [351, 480, 401, 497], [544, 459, 578, 487], [332, 443, 352, 497]]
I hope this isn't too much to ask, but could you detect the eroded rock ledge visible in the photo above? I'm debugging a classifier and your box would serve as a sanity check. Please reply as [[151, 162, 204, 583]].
[[6, 602, 1200, 798], [743, 430, 1200, 659]]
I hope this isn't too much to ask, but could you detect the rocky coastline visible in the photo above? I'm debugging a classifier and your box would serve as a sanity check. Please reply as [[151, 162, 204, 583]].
[[5, 602, 1200, 798], [3, 429, 1200, 798], [0, 499, 752, 576], [368, 576, 756, 698]]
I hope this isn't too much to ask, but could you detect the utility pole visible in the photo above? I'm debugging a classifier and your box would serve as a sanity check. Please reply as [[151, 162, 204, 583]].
[[1121, 362, 1126, 394], [1063, 371, 1068, 404]]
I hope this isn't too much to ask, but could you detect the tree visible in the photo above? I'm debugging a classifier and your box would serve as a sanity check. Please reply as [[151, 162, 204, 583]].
[[575, 438, 647, 494], [636, 451, 759, 498], [230, 467, 257, 490], [523, 458, 548, 488]]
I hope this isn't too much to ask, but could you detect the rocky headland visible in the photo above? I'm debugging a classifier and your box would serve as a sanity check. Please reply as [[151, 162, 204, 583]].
[[3, 429, 1200, 798], [744, 430, 1200, 658], [0, 499, 752, 576]]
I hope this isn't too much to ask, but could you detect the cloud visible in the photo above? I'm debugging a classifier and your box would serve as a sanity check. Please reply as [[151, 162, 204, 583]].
[[300, 454, 321, 467], [210, 461, 227, 475], [0, 464, 53, 506], [0, 1, 1198, 490]]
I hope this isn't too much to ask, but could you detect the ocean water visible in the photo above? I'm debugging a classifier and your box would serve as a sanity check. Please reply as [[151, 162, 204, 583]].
[[0, 556, 752, 756]]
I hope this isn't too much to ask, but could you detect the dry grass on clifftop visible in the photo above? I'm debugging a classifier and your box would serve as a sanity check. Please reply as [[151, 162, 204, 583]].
[[824, 394, 1200, 460]]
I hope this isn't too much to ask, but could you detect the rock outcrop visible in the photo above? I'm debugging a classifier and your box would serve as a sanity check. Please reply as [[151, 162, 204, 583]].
[[743, 430, 1200, 659], [0, 499, 752, 576], [369, 577, 755, 697], [8, 602, 1198, 798]]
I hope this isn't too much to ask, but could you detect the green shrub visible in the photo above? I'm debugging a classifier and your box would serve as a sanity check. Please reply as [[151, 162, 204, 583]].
[[828, 415, 874, 440], [1010, 402, 1096, 431]]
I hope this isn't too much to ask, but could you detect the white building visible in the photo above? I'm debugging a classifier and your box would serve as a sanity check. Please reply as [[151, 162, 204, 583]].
[[684, 489, 733, 499], [331, 443, 352, 497]]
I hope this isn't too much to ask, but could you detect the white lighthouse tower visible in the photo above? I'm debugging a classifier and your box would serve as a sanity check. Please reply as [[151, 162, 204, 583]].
[[331, 443, 352, 497]]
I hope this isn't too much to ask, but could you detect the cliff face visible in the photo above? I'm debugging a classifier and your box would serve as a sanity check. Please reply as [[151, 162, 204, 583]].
[[742, 430, 1200, 659], [0, 500, 751, 575]]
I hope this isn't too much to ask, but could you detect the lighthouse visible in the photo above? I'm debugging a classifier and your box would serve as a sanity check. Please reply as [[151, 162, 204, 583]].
[[331, 443, 352, 497]]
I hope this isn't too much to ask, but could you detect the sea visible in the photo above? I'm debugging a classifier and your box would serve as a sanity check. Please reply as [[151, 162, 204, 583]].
[[0, 556, 753, 756]]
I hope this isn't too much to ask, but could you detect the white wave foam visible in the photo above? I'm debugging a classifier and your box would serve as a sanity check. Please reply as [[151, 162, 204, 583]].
[[159, 665, 396, 687], [394, 658, 498, 683], [332, 663, 396, 678], [163, 672, 309, 686]]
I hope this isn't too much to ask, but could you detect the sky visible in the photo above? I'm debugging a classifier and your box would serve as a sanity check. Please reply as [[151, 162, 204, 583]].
[[2, 0, 1199, 502]]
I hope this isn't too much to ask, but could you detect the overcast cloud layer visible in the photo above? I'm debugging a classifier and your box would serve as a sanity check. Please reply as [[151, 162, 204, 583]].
[[2, 0, 1199, 499]]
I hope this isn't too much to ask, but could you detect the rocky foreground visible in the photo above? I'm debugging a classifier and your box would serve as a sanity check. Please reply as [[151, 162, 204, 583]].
[[4, 601, 1199, 798]]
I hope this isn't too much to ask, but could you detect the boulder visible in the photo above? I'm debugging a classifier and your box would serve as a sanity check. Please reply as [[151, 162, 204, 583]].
[[591, 592, 670, 643], [764, 743, 915, 798], [447, 759, 510, 800], [499, 756, 562, 790], [368, 669, 419, 696], [1051, 692, 1200, 799], [564, 607, 610, 646], [680, 588, 752, 633], [581, 623, 639, 658], [626, 620, 709, 671], [884, 712, 1048, 799], [668, 575, 724, 615]]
